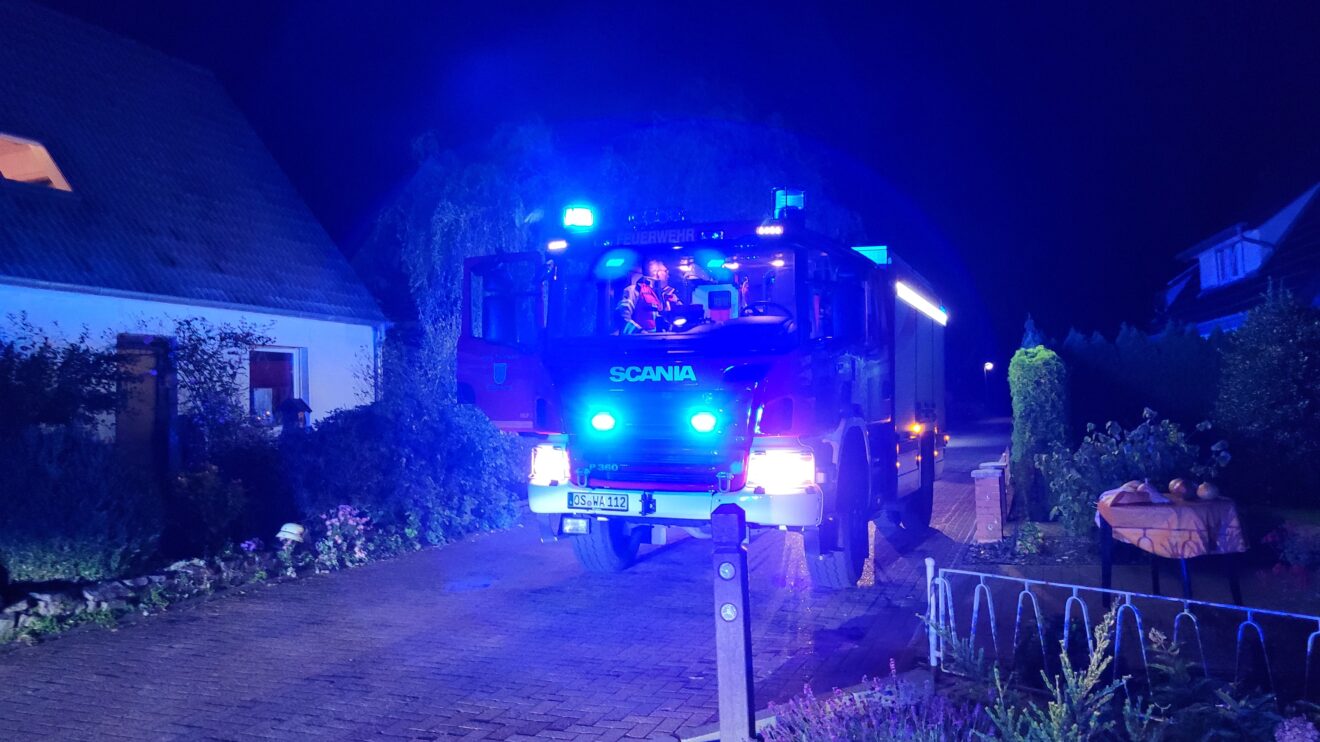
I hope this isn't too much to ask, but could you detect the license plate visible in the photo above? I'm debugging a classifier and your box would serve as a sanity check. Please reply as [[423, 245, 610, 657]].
[[568, 492, 629, 512]]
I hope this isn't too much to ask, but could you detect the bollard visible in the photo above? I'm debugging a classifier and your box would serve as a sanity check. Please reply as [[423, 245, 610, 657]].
[[925, 556, 938, 670], [711, 503, 755, 742]]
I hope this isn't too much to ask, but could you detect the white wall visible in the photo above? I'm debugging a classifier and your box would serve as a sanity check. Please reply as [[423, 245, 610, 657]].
[[0, 283, 379, 422]]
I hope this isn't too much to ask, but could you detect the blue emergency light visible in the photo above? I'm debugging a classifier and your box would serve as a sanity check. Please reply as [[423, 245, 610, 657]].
[[590, 411, 617, 432], [689, 411, 717, 433], [563, 206, 595, 230]]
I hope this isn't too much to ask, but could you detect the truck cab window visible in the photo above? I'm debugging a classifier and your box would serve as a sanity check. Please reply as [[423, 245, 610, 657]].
[[807, 251, 864, 341], [468, 258, 544, 348]]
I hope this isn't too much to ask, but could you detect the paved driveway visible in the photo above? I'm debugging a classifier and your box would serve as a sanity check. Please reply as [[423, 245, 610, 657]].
[[0, 421, 1005, 741]]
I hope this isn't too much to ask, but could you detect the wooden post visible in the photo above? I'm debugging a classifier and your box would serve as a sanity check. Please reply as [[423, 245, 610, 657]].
[[712, 504, 755, 742]]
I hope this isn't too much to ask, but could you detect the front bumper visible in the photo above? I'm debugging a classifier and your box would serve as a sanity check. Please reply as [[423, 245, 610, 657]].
[[527, 481, 824, 528]]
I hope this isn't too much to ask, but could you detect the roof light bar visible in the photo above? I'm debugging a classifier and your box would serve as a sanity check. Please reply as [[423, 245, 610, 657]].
[[756, 224, 784, 237], [547, 239, 568, 252], [896, 281, 948, 326]]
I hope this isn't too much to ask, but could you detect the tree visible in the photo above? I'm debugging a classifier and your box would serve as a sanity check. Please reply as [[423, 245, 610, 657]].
[[1021, 314, 1044, 349], [1215, 287, 1320, 503]]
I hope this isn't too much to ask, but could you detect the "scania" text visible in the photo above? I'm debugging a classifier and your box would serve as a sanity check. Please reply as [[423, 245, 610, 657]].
[[609, 365, 697, 382]]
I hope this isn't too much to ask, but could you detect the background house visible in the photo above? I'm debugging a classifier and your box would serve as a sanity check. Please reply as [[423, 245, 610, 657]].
[[0, 0, 386, 430], [1163, 183, 1320, 335]]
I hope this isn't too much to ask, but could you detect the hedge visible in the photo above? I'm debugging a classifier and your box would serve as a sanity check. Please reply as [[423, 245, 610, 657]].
[[1009, 345, 1069, 521]]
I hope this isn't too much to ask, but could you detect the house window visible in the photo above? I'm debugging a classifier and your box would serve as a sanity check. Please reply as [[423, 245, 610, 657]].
[[1216, 244, 1242, 283], [249, 349, 305, 425], [0, 133, 72, 191]]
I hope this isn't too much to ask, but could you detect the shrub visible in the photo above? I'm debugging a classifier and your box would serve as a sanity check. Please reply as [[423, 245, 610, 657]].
[[0, 317, 122, 438], [168, 465, 246, 557], [1013, 521, 1044, 556], [1036, 409, 1230, 537], [0, 428, 161, 583], [1215, 287, 1320, 505], [284, 398, 523, 548], [764, 674, 987, 741], [1261, 525, 1320, 574], [1009, 345, 1069, 520], [166, 317, 273, 461]]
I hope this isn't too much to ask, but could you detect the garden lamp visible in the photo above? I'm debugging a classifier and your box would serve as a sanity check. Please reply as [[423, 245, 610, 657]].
[[276, 523, 306, 544]]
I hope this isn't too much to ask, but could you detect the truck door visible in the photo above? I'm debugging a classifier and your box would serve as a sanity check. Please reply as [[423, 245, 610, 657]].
[[456, 253, 555, 432]]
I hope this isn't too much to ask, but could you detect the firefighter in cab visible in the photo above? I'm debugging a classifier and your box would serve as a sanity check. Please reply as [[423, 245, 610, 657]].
[[617, 260, 681, 333]]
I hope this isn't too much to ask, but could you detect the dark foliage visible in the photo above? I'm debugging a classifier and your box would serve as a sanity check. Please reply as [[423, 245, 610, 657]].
[[1215, 288, 1320, 505], [0, 318, 122, 439], [0, 428, 161, 583], [1060, 324, 1221, 439], [1037, 410, 1230, 537], [1009, 345, 1069, 521], [281, 335, 525, 548]]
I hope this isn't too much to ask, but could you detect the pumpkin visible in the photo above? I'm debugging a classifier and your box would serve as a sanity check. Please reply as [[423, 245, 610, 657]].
[[1197, 482, 1221, 500], [1168, 478, 1191, 498]]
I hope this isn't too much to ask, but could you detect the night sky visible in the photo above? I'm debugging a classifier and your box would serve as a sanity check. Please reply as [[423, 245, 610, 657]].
[[35, 0, 1320, 386]]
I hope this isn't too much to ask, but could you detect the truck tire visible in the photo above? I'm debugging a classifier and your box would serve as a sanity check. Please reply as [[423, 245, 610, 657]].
[[807, 436, 870, 588], [572, 519, 642, 572], [806, 510, 869, 588]]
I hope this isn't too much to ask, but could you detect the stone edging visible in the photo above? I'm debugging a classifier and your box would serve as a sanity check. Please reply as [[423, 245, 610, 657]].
[[1, 552, 282, 644]]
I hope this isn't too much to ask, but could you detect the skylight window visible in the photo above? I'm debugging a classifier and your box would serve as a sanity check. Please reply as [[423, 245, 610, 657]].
[[0, 133, 71, 191]]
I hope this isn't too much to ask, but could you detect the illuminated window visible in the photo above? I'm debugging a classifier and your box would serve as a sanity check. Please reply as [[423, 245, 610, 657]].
[[0, 133, 72, 191], [249, 349, 305, 425]]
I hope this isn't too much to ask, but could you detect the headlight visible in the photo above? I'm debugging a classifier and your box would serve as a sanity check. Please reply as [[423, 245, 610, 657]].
[[745, 448, 815, 493], [530, 444, 570, 486]]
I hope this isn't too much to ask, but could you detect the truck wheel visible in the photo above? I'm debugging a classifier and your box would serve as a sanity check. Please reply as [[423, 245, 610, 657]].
[[807, 437, 870, 588], [806, 511, 869, 588], [572, 519, 642, 572]]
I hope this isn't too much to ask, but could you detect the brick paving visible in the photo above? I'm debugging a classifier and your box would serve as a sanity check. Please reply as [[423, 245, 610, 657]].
[[0, 420, 1006, 741]]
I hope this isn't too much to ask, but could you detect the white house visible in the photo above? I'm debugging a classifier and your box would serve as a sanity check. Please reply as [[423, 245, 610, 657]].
[[1163, 182, 1320, 335], [0, 0, 386, 428]]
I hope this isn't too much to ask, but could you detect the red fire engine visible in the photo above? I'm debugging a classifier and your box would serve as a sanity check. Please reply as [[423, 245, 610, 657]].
[[457, 191, 946, 587]]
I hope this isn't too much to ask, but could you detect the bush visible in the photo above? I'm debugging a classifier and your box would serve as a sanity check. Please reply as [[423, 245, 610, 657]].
[[284, 399, 523, 549], [1009, 345, 1069, 521], [0, 318, 122, 437], [168, 465, 246, 558], [764, 675, 987, 741], [0, 428, 161, 583], [1036, 409, 1230, 537], [1215, 288, 1320, 505]]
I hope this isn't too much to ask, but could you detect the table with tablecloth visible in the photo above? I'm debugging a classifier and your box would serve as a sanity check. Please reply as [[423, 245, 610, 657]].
[[1096, 487, 1246, 603]]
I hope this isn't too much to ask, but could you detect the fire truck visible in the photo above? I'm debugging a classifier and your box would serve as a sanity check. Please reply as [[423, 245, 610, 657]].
[[457, 191, 946, 588]]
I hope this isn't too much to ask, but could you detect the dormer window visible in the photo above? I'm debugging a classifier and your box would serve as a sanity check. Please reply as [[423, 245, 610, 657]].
[[0, 133, 72, 191], [1215, 244, 1243, 283], [1198, 233, 1267, 291]]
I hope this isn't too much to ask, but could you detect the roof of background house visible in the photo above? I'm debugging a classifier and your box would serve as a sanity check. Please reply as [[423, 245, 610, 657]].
[[1165, 183, 1320, 326], [0, 0, 385, 325]]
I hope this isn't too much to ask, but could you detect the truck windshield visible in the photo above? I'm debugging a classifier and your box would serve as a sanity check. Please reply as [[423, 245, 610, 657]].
[[547, 245, 797, 338]]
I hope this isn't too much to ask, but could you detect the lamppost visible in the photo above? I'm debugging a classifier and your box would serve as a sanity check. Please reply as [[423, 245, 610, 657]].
[[983, 361, 994, 408]]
